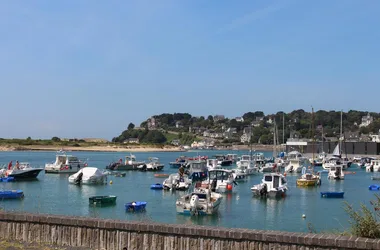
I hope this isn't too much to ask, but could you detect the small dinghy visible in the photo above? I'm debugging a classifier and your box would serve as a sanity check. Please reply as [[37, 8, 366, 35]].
[[0, 177, 15, 182], [0, 190, 24, 199], [89, 195, 117, 204], [150, 183, 163, 190], [369, 185, 380, 191], [320, 192, 344, 198], [371, 176, 380, 180], [114, 172, 126, 177], [125, 201, 147, 212], [154, 173, 169, 178]]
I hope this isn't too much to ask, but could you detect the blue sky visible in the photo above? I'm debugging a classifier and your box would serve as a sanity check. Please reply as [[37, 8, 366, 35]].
[[0, 0, 379, 140]]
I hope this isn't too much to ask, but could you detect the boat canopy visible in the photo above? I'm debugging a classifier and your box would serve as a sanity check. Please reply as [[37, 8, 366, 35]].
[[71, 167, 103, 178]]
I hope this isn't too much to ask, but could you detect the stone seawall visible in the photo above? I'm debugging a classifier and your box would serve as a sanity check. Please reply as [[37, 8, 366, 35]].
[[0, 212, 378, 250]]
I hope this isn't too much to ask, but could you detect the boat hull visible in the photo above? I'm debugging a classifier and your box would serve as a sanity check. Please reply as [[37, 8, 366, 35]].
[[8, 169, 43, 179], [320, 192, 344, 198], [89, 196, 117, 204], [252, 189, 287, 198], [0, 190, 24, 199], [296, 179, 319, 187]]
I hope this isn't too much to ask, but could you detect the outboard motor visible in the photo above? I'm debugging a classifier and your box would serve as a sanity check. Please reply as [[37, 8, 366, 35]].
[[189, 195, 199, 216], [74, 172, 83, 185]]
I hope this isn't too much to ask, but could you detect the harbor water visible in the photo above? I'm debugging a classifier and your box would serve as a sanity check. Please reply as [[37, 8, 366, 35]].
[[0, 150, 375, 233]]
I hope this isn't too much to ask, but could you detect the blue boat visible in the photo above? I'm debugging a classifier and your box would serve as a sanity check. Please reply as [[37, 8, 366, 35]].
[[125, 201, 147, 212], [369, 185, 380, 191], [0, 190, 24, 199], [0, 177, 15, 182], [188, 161, 208, 182], [150, 183, 163, 190], [320, 192, 344, 198]]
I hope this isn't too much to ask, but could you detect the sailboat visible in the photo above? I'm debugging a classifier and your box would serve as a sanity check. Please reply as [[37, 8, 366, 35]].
[[297, 107, 321, 187], [322, 111, 351, 170]]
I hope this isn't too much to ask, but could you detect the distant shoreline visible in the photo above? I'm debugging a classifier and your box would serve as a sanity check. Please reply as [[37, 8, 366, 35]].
[[0, 144, 280, 153]]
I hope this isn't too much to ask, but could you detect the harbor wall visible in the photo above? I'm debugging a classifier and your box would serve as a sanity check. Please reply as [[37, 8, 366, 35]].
[[287, 142, 380, 155], [0, 211, 378, 250]]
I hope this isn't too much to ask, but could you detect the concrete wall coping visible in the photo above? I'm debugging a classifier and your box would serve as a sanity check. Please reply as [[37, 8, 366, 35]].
[[0, 211, 378, 249]]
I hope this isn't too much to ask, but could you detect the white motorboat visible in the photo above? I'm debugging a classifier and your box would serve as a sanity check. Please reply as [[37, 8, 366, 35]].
[[327, 165, 344, 180], [163, 174, 192, 191], [45, 154, 87, 173], [252, 152, 266, 167], [236, 155, 258, 175], [260, 163, 279, 173], [206, 159, 221, 171], [203, 169, 236, 193], [366, 159, 380, 172], [138, 157, 164, 171], [231, 169, 247, 182], [236, 155, 252, 168], [176, 185, 222, 215], [284, 151, 309, 173], [5, 162, 43, 179], [68, 167, 107, 185], [251, 173, 288, 198]]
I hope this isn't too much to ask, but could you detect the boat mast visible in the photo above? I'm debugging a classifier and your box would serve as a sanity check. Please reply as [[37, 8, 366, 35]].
[[282, 113, 285, 151], [321, 125, 324, 153], [312, 107, 315, 168], [273, 120, 277, 158], [340, 110, 343, 157]]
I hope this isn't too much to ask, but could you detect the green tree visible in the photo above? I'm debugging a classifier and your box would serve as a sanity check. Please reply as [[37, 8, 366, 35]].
[[128, 123, 135, 130], [51, 137, 61, 142]]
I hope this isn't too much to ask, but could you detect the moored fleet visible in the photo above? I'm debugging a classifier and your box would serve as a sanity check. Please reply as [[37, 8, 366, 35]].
[[1, 148, 379, 215]]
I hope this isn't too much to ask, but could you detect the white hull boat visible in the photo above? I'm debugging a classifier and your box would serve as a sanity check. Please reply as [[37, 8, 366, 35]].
[[176, 186, 222, 215], [68, 167, 107, 185], [327, 165, 344, 180], [45, 154, 87, 174], [5, 162, 43, 179], [163, 174, 192, 191], [251, 173, 288, 198]]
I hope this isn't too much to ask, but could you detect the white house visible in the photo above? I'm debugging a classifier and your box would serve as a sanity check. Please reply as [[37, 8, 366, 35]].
[[235, 117, 244, 122], [240, 133, 251, 143], [359, 113, 373, 127]]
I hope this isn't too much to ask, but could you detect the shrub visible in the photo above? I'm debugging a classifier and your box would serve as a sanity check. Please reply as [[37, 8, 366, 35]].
[[344, 194, 380, 238]]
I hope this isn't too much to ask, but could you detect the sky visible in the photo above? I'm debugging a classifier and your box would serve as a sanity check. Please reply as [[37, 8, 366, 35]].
[[0, 0, 379, 140]]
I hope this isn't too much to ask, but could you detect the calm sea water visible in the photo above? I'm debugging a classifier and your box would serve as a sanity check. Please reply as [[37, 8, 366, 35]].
[[0, 150, 375, 233]]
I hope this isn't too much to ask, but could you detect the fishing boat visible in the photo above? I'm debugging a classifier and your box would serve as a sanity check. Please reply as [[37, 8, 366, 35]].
[[296, 167, 321, 187], [106, 154, 145, 171], [0, 190, 24, 199], [89, 195, 117, 204], [214, 155, 233, 166], [125, 201, 147, 212], [202, 169, 236, 193], [138, 157, 164, 171], [68, 167, 107, 185], [162, 174, 192, 191], [5, 162, 43, 179], [150, 183, 164, 190], [327, 165, 344, 180], [320, 192, 344, 198], [260, 163, 278, 173], [226, 154, 238, 163], [236, 155, 258, 175], [45, 154, 87, 174], [251, 173, 288, 198], [176, 185, 223, 215]]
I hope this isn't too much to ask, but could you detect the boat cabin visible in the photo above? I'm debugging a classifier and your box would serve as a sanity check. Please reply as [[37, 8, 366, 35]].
[[240, 155, 251, 161], [54, 155, 81, 165], [208, 169, 233, 182], [207, 159, 219, 169], [226, 154, 238, 161], [288, 151, 303, 160], [262, 174, 287, 190], [329, 165, 343, 174]]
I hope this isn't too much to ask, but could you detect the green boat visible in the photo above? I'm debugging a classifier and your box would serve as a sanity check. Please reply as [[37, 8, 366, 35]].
[[89, 195, 117, 204]]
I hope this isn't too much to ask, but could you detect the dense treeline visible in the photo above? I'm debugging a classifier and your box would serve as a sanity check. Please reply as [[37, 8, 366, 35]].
[[113, 110, 380, 145]]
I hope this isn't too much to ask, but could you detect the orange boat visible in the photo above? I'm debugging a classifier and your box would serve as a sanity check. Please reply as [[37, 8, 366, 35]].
[[154, 174, 169, 178]]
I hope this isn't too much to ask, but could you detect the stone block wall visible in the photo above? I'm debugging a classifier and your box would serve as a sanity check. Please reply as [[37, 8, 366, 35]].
[[0, 211, 378, 249]]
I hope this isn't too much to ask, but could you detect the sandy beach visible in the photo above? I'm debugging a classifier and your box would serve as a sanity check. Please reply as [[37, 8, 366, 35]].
[[0, 145, 186, 153]]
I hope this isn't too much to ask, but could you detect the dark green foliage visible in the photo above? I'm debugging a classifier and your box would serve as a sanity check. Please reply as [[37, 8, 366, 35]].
[[51, 137, 61, 142], [112, 129, 167, 144], [127, 123, 135, 130]]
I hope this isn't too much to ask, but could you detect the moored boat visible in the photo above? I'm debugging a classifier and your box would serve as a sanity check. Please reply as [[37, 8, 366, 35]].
[[251, 173, 288, 198], [125, 201, 147, 212], [296, 167, 321, 187], [5, 162, 43, 179], [163, 173, 192, 191], [68, 167, 107, 185], [176, 185, 222, 216], [89, 195, 117, 204], [138, 157, 164, 171], [0, 190, 24, 199], [106, 154, 144, 171], [45, 154, 87, 174], [150, 183, 164, 190], [202, 169, 236, 193], [320, 192, 344, 198], [327, 165, 344, 180]]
